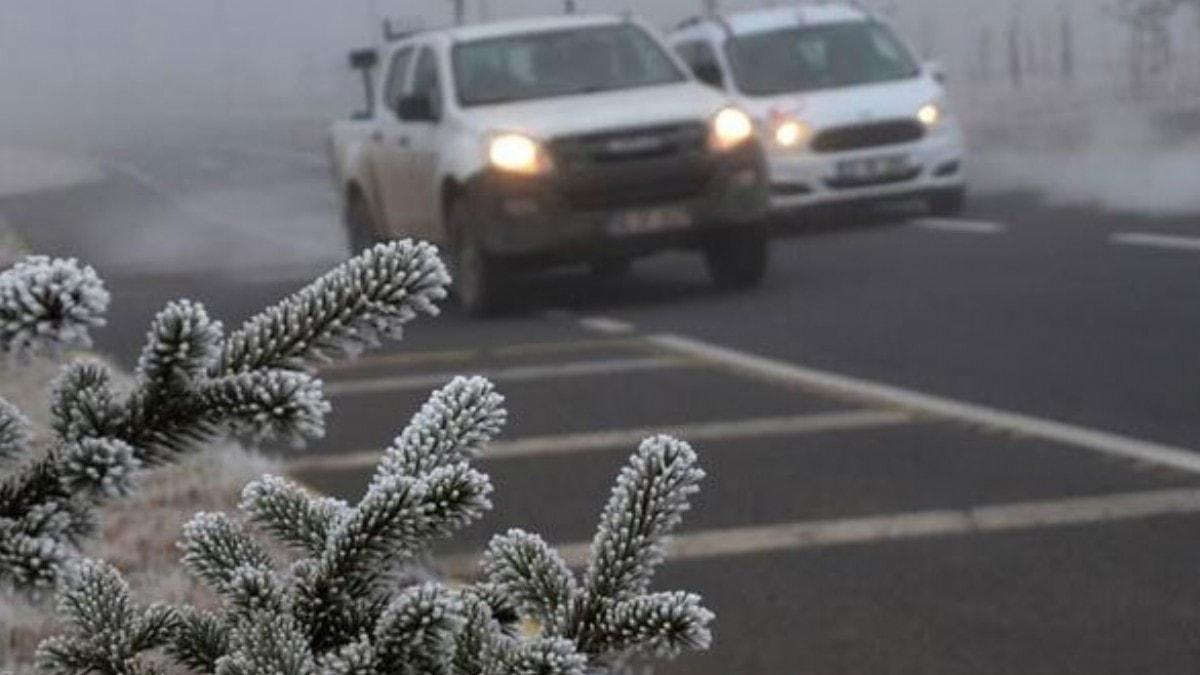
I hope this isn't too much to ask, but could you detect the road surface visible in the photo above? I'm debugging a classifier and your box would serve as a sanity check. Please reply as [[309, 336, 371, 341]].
[[3, 121, 1199, 674]]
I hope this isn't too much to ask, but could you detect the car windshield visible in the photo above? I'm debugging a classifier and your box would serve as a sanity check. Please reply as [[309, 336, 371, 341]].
[[726, 21, 920, 96], [453, 24, 686, 106]]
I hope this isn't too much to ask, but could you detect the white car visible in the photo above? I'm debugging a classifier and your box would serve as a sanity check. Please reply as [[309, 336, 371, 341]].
[[330, 14, 770, 315], [668, 4, 968, 216]]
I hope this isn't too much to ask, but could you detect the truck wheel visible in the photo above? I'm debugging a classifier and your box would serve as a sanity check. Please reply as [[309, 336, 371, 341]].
[[926, 188, 967, 217], [448, 200, 506, 317], [344, 191, 380, 256], [704, 228, 768, 290]]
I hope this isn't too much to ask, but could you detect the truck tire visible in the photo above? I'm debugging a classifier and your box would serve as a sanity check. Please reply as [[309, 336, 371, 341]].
[[926, 187, 966, 217], [704, 228, 768, 290], [448, 200, 507, 317], [344, 190, 380, 256]]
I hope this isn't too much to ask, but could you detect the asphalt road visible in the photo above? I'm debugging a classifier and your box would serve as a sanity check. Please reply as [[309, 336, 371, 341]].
[[3, 125, 1199, 673]]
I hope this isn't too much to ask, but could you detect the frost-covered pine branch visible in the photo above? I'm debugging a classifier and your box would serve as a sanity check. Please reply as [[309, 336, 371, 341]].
[[36, 377, 715, 674], [1, 241, 450, 592]]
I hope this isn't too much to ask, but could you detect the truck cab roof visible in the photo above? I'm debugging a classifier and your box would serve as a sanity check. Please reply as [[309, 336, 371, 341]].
[[674, 3, 870, 42], [414, 13, 631, 45]]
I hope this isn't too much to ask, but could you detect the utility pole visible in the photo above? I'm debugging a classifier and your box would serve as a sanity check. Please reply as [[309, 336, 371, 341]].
[[703, 0, 719, 17], [565, 0, 577, 13], [450, 0, 466, 25]]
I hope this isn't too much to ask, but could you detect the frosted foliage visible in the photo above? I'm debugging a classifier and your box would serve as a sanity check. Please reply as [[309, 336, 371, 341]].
[[1, 242, 451, 592], [37, 376, 714, 673], [0, 256, 109, 359]]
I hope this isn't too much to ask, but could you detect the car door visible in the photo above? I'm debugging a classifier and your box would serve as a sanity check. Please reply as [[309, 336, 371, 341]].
[[401, 46, 446, 243], [374, 45, 416, 237]]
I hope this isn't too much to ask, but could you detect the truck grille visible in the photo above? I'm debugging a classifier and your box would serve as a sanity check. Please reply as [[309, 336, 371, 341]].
[[811, 120, 925, 153], [550, 122, 711, 211]]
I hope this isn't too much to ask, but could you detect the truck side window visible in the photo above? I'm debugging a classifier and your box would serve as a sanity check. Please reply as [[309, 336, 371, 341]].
[[384, 47, 415, 114], [678, 40, 724, 89], [410, 47, 443, 122]]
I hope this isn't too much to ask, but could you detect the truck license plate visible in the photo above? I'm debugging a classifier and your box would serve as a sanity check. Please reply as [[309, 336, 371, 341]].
[[608, 207, 693, 236], [836, 154, 911, 181]]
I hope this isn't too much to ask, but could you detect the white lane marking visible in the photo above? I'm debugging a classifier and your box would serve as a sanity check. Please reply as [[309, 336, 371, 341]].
[[648, 333, 1200, 475], [910, 218, 1007, 235], [578, 316, 636, 335], [324, 356, 689, 396], [1110, 232, 1200, 252], [440, 487, 1200, 575], [319, 337, 647, 373], [288, 410, 910, 473]]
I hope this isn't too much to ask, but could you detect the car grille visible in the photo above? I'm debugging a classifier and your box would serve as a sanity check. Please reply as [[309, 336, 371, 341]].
[[811, 119, 925, 153], [550, 122, 711, 211]]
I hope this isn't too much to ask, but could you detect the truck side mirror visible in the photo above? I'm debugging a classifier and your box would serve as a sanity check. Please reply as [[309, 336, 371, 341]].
[[693, 61, 725, 89], [396, 95, 438, 123]]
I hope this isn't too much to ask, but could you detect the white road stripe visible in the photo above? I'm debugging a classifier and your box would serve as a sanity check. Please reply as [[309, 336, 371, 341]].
[[324, 356, 689, 396], [439, 487, 1200, 575], [320, 337, 645, 373], [287, 410, 910, 473], [578, 316, 636, 335], [1110, 232, 1200, 252], [910, 218, 1007, 234], [648, 333, 1200, 475]]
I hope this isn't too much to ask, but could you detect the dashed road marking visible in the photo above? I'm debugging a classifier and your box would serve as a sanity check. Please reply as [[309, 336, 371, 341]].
[[440, 487, 1200, 575], [579, 316, 637, 335], [319, 337, 648, 373], [1110, 232, 1200, 252], [649, 333, 1200, 475], [288, 409, 910, 473], [910, 218, 1007, 235], [324, 356, 691, 396]]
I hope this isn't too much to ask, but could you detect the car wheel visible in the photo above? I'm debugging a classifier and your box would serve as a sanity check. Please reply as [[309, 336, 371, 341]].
[[448, 200, 506, 317], [927, 187, 967, 217], [344, 190, 380, 256], [704, 228, 768, 290]]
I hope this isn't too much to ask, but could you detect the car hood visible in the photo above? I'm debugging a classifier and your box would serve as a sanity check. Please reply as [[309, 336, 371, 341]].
[[741, 76, 943, 130], [457, 82, 729, 139]]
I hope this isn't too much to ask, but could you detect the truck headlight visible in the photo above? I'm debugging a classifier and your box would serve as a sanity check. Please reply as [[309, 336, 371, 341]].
[[489, 133, 552, 175], [711, 107, 755, 151], [917, 103, 943, 127], [773, 119, 813, 149]]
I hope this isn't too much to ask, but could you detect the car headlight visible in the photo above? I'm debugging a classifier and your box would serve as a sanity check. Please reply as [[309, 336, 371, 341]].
[[773, 118, 813, 149], [710, 107, 755, 151], [488, 133, 552, 175], [917, 102, 943, 127]]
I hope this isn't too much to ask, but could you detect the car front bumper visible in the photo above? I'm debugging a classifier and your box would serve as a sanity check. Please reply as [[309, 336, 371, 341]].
[[766, 122, 966, 212], [460, 142, 768, 262]]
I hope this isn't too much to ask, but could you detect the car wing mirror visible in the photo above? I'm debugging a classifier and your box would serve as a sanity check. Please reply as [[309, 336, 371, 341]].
[[925, 60, 947, 85], [693, 61, 725, 89]]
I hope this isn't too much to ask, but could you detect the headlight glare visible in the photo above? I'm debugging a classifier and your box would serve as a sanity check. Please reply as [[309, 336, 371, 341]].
[[711, 107, 755, 151], [917, 103, 943, 127], [489, 133, 551, 175], [773, 119, 812, 148]]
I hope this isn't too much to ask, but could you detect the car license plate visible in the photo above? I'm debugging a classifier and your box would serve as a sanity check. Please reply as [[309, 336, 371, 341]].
[[836, 154, 911, 181], [608, 206, 693, 236]]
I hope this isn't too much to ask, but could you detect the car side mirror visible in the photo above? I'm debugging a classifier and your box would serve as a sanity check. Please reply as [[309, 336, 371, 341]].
[[396, 95, 438, 123], [925, 60, 947, 85], [693, 61, 725, 89]]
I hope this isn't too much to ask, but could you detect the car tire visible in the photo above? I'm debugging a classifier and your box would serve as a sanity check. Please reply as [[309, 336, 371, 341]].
[[448, 199, 507, 317], [704, 228, 768, 290], [927, 187, 967, 217], [344, 190, 380, 256]]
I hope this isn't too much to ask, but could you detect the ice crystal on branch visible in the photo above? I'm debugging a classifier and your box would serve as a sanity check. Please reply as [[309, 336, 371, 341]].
[[1, 241, 451, 592], [37, 376, 715, 673]]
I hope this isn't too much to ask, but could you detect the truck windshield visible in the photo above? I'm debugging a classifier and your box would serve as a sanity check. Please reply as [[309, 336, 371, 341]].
[[453, 24, 686, 106], [726, 21, 920, 97]]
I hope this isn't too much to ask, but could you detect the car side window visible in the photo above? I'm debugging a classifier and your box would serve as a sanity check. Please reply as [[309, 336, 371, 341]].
[[676, 39, 725, 88], [384, 47, 415, 115], [410, 47, 443, 121]]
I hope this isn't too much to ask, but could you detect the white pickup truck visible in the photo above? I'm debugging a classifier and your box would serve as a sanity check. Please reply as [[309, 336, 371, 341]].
[[329, 14, 769, 315]]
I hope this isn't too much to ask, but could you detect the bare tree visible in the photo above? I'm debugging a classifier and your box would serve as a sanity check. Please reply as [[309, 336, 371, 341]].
[[1108, 0, 1183, 91]]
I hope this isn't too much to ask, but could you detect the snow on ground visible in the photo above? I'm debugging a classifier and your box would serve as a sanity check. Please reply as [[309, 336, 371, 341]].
[[0, 147, 106, 200]]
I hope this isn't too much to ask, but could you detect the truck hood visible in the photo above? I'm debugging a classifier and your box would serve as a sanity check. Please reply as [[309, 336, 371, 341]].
[[741, 76, 943, 131], [457, 82, 730, 139]]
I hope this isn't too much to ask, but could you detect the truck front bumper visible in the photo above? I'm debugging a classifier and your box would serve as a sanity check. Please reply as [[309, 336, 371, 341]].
[[460, 143, 768, 262]]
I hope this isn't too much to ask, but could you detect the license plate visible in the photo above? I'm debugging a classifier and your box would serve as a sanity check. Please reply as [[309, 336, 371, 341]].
[[608, 206, 693, 236], [836, 154, 911, 181]]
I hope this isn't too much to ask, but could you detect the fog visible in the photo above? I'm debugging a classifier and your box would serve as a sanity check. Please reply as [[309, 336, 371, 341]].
[[2, 0, 1199, 211]]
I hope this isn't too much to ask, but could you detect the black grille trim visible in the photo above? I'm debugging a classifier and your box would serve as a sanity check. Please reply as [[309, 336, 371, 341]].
[[812, 120, 925, 153], [550, 122, 709, 168]]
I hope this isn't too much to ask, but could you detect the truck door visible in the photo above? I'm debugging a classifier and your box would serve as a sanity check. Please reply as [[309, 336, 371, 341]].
[[399, 46, 446, 243], [374, 46, 415, 237]]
